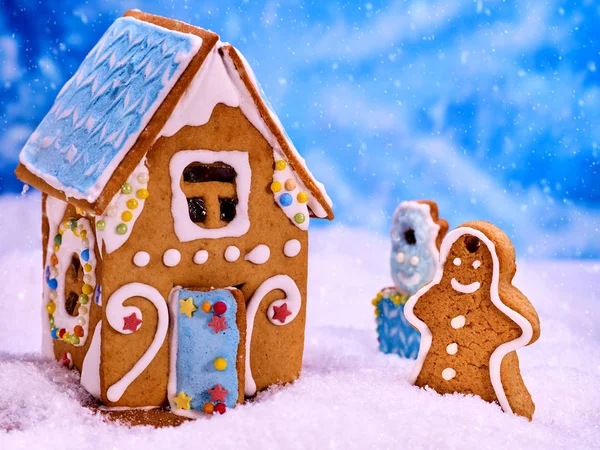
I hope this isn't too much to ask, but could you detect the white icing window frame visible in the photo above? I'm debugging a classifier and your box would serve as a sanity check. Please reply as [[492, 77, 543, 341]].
[[170, 149, 251, 241]]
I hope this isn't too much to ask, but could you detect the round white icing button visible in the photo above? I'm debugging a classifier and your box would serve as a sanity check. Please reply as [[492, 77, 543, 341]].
[[193, 250, 208, 265], [133, 251, 150, 267], [395, 252, 405, 263], [472, 260, 481, 269], [284, 239, 301, 258], [453, 258, 461, 266], [410, 255, 419, 266], [446, 343, 458, 355], [163, 249, 181, 267], [225, 246, 240, 262], [442, 368, 456, 381], [451, 315, 466, 329]]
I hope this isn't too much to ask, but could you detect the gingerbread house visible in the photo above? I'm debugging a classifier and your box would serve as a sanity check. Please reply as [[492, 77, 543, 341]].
[[15, 11, 333, 417]]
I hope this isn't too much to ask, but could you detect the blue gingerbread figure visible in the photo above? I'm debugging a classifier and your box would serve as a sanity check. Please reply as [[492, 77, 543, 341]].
[[373, 200, 448, 359]]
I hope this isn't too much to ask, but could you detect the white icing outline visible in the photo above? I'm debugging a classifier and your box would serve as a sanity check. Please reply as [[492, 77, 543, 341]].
[[245, 275, 301, 396], [451, 278, 481, 294], [283, 239, 301, 258], [169, 150, 251, 241], [403, 227, 534, 415], [105, 283, 168, 403], [81, 320, 102, 399], [244, 244, 270, 264]]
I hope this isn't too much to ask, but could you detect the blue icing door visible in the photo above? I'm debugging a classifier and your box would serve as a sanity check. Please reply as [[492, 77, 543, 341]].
[[374, 289, 421, 359], [169, 288, 243, 417]]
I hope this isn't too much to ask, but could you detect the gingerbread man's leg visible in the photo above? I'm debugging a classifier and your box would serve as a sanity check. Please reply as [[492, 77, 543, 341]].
[[500, 351, 535, 419]]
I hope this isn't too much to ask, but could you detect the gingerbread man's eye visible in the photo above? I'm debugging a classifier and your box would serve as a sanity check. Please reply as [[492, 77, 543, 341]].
[[464, 236, 480, 253], [404, 228, 416, 245]]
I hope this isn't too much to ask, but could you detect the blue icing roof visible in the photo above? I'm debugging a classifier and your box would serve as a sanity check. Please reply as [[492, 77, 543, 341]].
[[19, 17, 201, 201]]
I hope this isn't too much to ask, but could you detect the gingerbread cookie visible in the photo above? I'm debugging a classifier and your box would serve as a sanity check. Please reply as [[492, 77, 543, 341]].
[[404, 221, 541, 419]]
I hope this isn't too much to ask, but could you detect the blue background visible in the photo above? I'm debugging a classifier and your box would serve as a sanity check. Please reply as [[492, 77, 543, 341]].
[[1, 1, 597, 258]]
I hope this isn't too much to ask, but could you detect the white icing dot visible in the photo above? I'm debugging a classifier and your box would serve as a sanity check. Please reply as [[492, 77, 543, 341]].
[[245, 244, 270, 264], [453, 258, 461, 266], [446, 343, 458, 355], [193, 250, 208, 265], [395, 252, 405, 264], [163, 249, 181, 267], [225, 246, 240, 262], [451, 315, 466, 329], [410, 255, 419, 266], [472, 260, 481, 269], [442, 368, 456, 381], [133, 251, 150, 267], [284, 239, 301, 258], [137, 172, 149, 184]]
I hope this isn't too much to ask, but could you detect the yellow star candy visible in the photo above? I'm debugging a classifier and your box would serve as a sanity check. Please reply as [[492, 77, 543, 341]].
[[179, 297, 197, 318], [173, 391, 192, 410]]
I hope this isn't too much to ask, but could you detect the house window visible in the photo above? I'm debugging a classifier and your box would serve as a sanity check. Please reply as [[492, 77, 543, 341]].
[[181, 162, 239, 228], [170, 150, 251, 241]]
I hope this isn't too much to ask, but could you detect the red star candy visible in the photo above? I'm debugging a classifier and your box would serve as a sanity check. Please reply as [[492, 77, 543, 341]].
[[123, 312, 142, 332], [208, 314, 227, 333], [208, 384, 229, 403], [272, 303, 292, 323]]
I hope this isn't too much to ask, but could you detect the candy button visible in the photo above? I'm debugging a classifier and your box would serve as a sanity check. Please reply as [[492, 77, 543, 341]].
[[214, 357, 227, 371], [136, 188, 149, 200], [294, 213, 305, 224], [121, 183, 133, 194], [279, 193, 293, 207], [81, 249, 90, 262], [51, 254, 59, 265], [214, 403, 226, 414], [79, 294, 89, 305], [96, 220, 106, 231], [106, 206, 117, 217], [116, 223, 128, 235], [284, 178, 296, 190], [74, 325, 84, 337], [82, 284, 93, 295], [122, 211, 133, 222], [137, 172, 149, 184], [54, 234, 62, 245], [80, 230, 87, 239], [297, 192, 308, 203], [46, 301, 56, 315], [270, 181, 282, 193], [213, 301, 227, 315], [275, 160, 287, 171], [201, 301, 212, 313], [203, 402, 215, 415], [84, 264, 92, 273], [127, 198, 138, 210]]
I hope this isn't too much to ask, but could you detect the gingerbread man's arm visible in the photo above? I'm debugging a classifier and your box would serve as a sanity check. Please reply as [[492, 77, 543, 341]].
[[500, 284, 541, 345]]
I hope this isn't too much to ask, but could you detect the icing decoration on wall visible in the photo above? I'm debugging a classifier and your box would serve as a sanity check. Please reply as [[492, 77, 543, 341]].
[[105, 283, 168, 403], [163, 249, 181, 267], [42, 196, 68, 359], [193, 250, 208, 264], [179, 297, 198, 318], [170, 150, 251, 241], [133, 251, 150, 267], [46, 217, 97, 347], [372, 287, 420, 359], [283, 239, 301, 257], [59, 352, 74, 369], [167, 287, 241, 418], [224, 246, 240, 262], [81, 320, 102, 399], [19, 17, 202, 202], [244, 244, 270, 264], [403, 227, 535, 415], [96, 156, 149, 255], [390, 201, 441, 296], [270, 157, 311, 230], [94, 284, 102, 306], [245, 275, 301, 396]]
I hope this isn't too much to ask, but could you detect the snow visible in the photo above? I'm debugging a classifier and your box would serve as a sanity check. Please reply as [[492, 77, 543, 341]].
[[1, 194, 599, 449]]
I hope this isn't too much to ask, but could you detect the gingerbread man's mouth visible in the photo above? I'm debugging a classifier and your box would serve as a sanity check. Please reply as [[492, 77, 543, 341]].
[[451, 278, 480, 294], [397, 272, 422, 287]]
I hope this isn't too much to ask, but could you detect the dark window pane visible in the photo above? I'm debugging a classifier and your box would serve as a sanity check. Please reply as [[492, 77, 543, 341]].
[[404, 228, 417, 245], [65, 292, 79, 316], [183, 163, 236, 183], [219, 197, 238, 222], [187, 197, 207, 223]]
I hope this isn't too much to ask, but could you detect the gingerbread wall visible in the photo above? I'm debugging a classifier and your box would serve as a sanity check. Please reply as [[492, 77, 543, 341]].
[[99, 104, 310, 407]]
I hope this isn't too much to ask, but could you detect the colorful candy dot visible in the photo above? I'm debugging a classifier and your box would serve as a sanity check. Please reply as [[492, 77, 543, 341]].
[[203, 403, 215, 415], [270, 181, 282, 193], [136, 188, 149, 200], [96, 220, 106, 231], [79, 294, 89, 305], [279, 193, 293, 207], [294, 213, 306, 224], [49, 290, 57, 301], [213, 301, 227, 315], [83, 274, 92, 284], [80, 230, 87, 239], [77, 316, 87, 326], [214, 357, 227, 371], [214, 403, 227, 415], [137, 172, 149, 184], [84, 263, 92, 273], [297, 192, 309, 203], [121, 183, 133, 194], [54, 244, 60, 252], [50, 267, 59, 278], [51, 328, 58, 339], [116, 223, 128, 235], [201, 301, 212, 313], [58, 328, 66, 339], [82, 284, 93, 295], [126, 198, 138, 210], [275, 160, 287, 171], [46, 301, 56, 315], [54, 234, 62, 245], [284, 179, 296, 191], [48, 278, 58, 290], [74, 325, 84, 337], [70, 335, 80, 345], [78, 306, 88, 315], [82, 238, 90, 249], [69, 219, 78, 230], [121, 211, 133, 222], [63, 332, 70, 342], [51, 254, 59, 265], [81, 249, 90, 262], [106, 206, 117, 217]]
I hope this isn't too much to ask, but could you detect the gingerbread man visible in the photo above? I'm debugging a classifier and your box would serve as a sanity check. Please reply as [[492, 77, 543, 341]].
[[404, 221, 541, 419]]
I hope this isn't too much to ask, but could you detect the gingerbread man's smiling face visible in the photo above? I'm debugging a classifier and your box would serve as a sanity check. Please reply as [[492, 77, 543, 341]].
[[441, 234, 494, 294]]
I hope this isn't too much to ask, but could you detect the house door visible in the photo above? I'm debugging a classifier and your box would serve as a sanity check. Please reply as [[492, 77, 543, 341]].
[[167, 287, 245, 418]]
